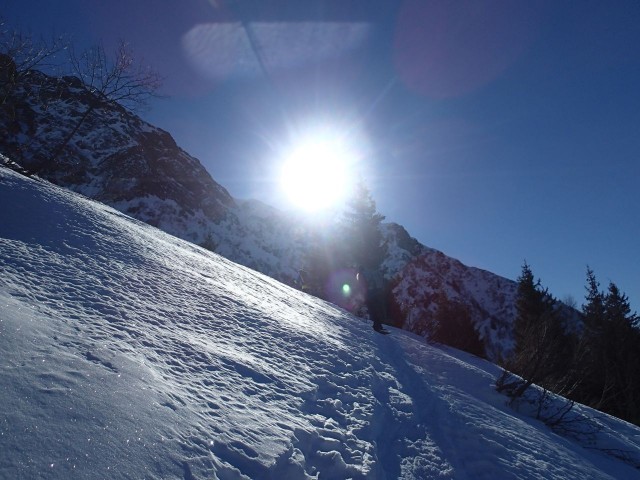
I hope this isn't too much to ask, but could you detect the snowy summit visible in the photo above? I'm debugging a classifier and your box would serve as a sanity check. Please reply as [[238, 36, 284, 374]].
[[1, 166, 639, 479]]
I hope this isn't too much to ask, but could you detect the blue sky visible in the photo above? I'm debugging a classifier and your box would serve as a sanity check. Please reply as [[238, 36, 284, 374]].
[[5, 0, 639, 311]]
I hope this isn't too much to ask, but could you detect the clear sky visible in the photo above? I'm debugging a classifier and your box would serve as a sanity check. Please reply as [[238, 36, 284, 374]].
[[5, 0, 639, 311]]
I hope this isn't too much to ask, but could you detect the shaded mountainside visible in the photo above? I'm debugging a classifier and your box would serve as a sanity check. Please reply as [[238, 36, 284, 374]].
[[1, 66, 518, 358], [388, 243, 517, 359], [1, 64, 235, 238]]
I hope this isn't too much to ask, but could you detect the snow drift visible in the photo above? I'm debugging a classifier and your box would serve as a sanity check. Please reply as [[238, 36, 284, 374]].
[[1, 166, 639, 479]]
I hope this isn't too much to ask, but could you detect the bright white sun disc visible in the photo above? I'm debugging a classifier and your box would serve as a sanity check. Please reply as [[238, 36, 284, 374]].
[[280, 138, 352, 212]]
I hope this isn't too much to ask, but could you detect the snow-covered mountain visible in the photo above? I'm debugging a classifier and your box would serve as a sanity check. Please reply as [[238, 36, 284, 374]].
[[1, 61, 235, 239], [3, 165, 640, 479], [1, 64, 519, 358]]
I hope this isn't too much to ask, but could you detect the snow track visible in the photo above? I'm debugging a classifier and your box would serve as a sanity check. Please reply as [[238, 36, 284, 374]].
[[2, 167, 639, 479]]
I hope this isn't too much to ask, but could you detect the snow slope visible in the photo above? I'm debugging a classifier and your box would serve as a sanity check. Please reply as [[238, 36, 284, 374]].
[[1, 166, 639, 479], [2, 67, 523, 358]]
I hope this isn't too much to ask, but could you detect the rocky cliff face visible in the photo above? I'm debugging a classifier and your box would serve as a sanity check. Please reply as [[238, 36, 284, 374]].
[[1, 66, 519, 359], [388, 245, 517, 358], [1, 64, 235, 243]]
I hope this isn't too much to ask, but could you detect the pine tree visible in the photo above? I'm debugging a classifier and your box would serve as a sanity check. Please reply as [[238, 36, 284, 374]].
[[573, 267, 607, 405], [574, 269, 640, 424], [583, 267, 606, 335], [341, 180, 386, 270], [336, 180, 389, 325], [513, 262, 542, 349], [604, 282, 636, 330], [601, 282, 640, 422], [506, 262, 570, 397]]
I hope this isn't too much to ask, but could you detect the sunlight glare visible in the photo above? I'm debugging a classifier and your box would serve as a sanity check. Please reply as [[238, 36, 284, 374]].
[[280, 134, 354, 212]]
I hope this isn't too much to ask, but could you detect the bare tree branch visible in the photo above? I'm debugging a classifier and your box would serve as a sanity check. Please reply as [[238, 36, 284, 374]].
[[67, 40, 163, 111], [48, 40, 164, 165], [0, 16, 68, 105]]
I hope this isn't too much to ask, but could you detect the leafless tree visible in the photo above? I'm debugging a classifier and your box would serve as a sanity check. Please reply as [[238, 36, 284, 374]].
[[1, 16, 67, 109], [68, 40, 162, 111], [1, 17, 69, 166], [48, 40, 163, 164], [0, 17, 66, 70]]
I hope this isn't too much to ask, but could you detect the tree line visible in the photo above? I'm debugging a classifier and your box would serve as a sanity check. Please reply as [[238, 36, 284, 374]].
[[499, 262, 640, 426]]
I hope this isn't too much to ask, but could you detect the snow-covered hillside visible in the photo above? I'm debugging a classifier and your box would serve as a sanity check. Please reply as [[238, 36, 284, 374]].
[[1, 66, 523, 357], [0, 64, 235, 240], [2, 168, 640, 479]]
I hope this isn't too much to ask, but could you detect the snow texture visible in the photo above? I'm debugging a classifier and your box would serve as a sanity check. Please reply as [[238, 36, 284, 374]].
[[1, 68, 524, 359], [1, 166, 639, 479]]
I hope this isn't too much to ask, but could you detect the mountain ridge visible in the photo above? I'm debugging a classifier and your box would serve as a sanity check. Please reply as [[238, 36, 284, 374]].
[[1, 65, 519, 358]]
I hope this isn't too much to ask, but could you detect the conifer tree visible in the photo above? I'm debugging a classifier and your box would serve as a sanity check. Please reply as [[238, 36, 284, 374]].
[[574, 269, 640, 424], [513, 262, 544, 348], [330, 180, 389, 324], [601, 282, 640, 422], [506, 262, 570, 397], [572, 268, 608, 407], [583, 268, 606, 334], [341, 180, 386, 270]]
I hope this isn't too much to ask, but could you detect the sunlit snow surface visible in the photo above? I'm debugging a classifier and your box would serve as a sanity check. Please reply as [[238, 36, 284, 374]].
[[1, 166, 639, 479]]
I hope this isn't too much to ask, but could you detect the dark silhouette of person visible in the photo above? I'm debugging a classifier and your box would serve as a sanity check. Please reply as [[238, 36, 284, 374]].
[[357, 265, 387, 332]]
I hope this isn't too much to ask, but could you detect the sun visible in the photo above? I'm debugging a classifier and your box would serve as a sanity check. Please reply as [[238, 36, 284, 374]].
[[279, 134, 354, 212]]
